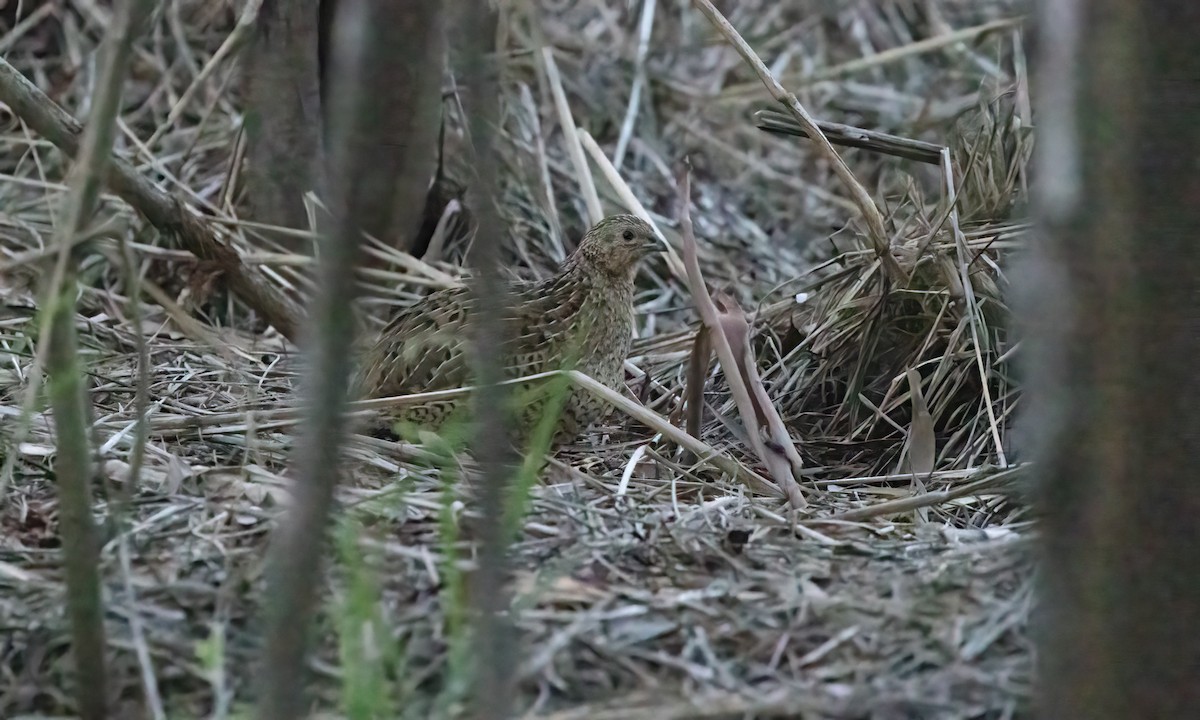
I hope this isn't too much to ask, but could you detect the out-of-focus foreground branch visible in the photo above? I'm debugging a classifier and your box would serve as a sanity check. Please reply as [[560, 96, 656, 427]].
[[454, 1, 520, 717], [40, 1, 155, 718], [1026, 0, 1200, 716], [256, 0, 441, 717]]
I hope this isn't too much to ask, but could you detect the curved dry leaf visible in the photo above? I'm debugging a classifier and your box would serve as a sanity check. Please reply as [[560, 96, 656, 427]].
[[903, 367, 936, 476], [676, 165, 805, 508]]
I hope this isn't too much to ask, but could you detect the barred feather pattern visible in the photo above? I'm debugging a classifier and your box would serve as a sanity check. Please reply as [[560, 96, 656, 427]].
[[356, 214, 659, 444]]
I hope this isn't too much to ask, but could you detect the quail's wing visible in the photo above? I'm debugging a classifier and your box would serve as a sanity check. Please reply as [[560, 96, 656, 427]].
[[358, 275, 586, 398], [358, 285, 474, 397], [506, 276, 586, 377]]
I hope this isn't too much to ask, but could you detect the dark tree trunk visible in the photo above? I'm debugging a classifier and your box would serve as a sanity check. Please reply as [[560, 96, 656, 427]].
[[318, 0, 446, 257], [240, 0, 325, 251], [241, 0, 446, 257], [1025, 0, 1200, 717]]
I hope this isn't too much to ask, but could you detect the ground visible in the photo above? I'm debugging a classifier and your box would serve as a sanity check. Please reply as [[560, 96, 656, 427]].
[[1, 0, 1032, 717]]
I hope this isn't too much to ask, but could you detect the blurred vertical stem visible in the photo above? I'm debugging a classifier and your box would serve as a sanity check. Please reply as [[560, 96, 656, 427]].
[[456, 1, 519, 717], [43, 1, 154, 718], [1028, 0, 1200, 717], [257, 0, 441, 718]]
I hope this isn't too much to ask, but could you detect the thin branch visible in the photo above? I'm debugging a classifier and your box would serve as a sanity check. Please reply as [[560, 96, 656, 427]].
[[684, 325, 712, 442], [941, 147, 1007, 465], [567, 371, 781, 498], [820, 465, 1025, 523], [753, 109, 945, 165], [690, 0, 908, 284], [577, 128, 687, 281], [542, 47, 603, 225], [724, 17, 1025, 97], [0, 58, 305, 341], [612, 0, 656, 170], [146, 0, 264, 148]]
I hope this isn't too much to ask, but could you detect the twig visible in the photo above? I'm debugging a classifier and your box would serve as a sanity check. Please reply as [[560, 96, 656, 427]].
[[113, 233, 152, 513], [110, 231, 164, 718], [0, 2, 56, 55], [684, 325, 712, 442], [542, 47, 603, 225], [723, 17, 1025, 97], [145, 0, 263, 148], [716, 291, 808, 496], [567, 370, 781, 499], [818, 465, 1025, 523], [518, 83, 565, 261], [616, 443, 650, 498], [941, 147, 1007, 465], [690, 0, 908, 284], [753, 109, 945, 165], [0, 58, 305, 341], [612, 0, 657, 171], [117, 537, 166, 720]]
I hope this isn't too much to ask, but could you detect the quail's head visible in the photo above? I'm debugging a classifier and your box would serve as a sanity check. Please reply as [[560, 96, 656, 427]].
[[575, 214, 660, 278]]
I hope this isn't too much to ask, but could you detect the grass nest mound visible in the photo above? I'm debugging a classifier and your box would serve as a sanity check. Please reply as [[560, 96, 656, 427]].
[[773, 95, 1028, 478]]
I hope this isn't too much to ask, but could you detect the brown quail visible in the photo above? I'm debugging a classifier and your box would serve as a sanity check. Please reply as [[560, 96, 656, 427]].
[[356, 214, 660, 444]]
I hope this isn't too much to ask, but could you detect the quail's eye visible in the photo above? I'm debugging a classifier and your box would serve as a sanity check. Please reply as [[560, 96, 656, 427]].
[[622, 230, 635, 241]]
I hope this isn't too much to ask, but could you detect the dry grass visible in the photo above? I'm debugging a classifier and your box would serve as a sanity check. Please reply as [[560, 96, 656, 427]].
[[1, 0, 1032, 717]]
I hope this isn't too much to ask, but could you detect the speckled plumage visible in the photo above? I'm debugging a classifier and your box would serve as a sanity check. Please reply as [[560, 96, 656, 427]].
[[356, 214, 659, 443]]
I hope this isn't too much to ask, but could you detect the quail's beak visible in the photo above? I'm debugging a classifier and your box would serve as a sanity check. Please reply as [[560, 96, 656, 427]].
[[640, 236, 663, 252]]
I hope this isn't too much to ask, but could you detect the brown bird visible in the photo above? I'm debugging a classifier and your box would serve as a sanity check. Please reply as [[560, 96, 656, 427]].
[[356, 214, 660, 444]]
